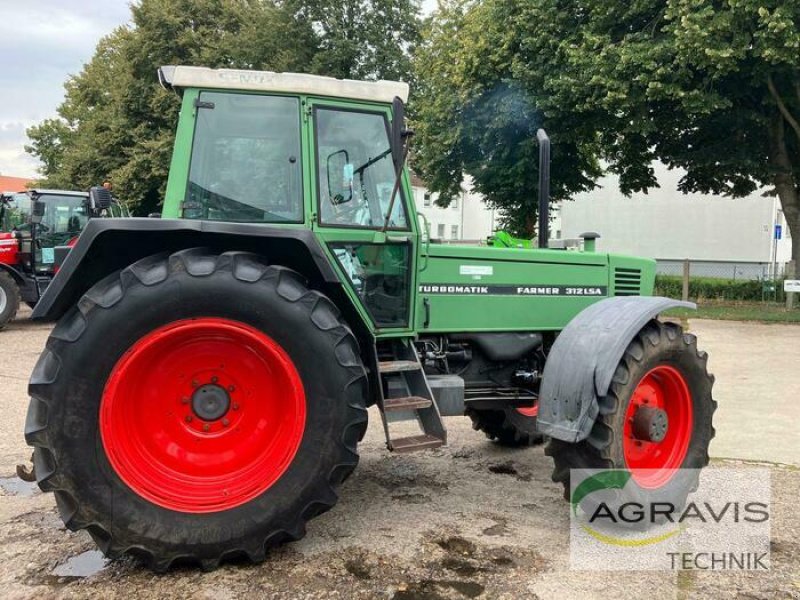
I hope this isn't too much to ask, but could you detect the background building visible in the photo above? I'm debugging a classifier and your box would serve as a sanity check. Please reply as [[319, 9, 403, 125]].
[[558, 163, 792, 279], [410, 174, 499, 242], [0, 175, 33, 192]]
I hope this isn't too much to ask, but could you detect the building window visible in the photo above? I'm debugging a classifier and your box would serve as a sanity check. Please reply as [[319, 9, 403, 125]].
[[452, 195, 459, 209], [423, 192, 432, 207], [437, 223, 445, 239], [451, 225, 459, 239]]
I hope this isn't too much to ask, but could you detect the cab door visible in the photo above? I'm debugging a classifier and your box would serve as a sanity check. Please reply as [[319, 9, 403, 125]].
[[307, 98, 418, 335]]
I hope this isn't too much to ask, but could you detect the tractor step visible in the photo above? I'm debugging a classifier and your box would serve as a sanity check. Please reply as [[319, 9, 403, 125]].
[[383, 396, 432, 412], [390, 434, 445, 453], [375, 338, 447, 454], [379, 360, 421, 374]]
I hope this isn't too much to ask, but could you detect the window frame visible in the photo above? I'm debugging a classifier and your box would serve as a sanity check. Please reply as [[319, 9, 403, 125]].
[[313, 105, 411, 232]]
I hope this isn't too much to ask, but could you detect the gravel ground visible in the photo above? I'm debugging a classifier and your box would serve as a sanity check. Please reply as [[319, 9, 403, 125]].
[[0, 310, 798, 599]]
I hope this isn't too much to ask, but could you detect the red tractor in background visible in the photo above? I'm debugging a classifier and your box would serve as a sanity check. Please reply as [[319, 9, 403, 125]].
[[0, 187, 129, 329]]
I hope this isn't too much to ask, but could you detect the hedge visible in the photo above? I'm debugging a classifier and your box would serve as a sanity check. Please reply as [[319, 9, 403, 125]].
[[654, 275, 779, 302]]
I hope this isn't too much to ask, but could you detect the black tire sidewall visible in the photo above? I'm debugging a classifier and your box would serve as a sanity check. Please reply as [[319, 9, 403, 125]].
[[46, 263, 365, 554], [0, 272, 20, 326]]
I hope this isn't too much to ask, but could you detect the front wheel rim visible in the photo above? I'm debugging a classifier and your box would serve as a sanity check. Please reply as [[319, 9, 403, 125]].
[[100, 318, 306, 513], [623, 365, 693, 489]]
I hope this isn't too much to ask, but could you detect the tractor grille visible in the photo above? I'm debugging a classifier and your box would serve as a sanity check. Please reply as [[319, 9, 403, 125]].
[[614, 267, 642, 296]]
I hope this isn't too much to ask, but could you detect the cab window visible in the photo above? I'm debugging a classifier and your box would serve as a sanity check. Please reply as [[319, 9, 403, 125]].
[[39, 194, 89, 246], [315, 107, 408, 230], [1, 193, 31, 231], [184, 92, 303, 223]]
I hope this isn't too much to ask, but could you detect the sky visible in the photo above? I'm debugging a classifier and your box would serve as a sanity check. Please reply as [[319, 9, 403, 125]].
[[0, 0, 438, 180]]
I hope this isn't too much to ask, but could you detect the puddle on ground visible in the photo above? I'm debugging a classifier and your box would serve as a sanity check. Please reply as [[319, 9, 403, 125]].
[[0, 476, 38, 497], [51, 550, 109, 579]]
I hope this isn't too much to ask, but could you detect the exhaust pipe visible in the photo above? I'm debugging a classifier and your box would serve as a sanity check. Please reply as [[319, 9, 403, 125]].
[[537, 129, 550, 249]]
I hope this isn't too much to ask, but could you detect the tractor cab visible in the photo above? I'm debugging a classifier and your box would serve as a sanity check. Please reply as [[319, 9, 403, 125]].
[[0, 187, 129, 328]]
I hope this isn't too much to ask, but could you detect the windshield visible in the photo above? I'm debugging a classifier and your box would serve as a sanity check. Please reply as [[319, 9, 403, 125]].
[[315, 107, 408, 229], [1, 193, 32, 231], [184, 92, 303, 223]]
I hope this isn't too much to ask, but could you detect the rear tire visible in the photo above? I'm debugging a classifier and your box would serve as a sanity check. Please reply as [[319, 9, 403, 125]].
[[0, 271, 20, 329], [25, 249, 368, 571], [466, 405, 544, 447], [546, 320, 715, 507]]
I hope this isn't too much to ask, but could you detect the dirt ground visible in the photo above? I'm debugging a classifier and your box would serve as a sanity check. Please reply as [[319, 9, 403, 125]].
[[0, 310, 798, 599]]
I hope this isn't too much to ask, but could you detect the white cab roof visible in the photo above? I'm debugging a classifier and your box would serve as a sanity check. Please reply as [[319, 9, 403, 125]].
[[160, 66, 409, 104]]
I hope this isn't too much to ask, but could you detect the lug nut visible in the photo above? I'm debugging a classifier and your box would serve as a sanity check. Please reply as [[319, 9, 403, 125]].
[[185, 415, 193, 423], [211, 376, 218, 384], [222, 418, 230, 427], [228, 385, 235, 392], [191, 380, 199, 388], [181, 397, 189, 405], [203, 423, 210, 432]]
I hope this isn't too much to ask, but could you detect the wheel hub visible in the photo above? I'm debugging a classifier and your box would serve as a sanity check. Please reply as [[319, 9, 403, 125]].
[[191, 384, 230, 421], [631, 406, 668, 443]]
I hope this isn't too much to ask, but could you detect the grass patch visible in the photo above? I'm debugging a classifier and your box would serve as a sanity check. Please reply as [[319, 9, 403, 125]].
[[663, 302, 800, 323]]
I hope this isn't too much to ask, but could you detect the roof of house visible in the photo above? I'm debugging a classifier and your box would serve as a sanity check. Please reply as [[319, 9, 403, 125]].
[[159, 66, 409, 104], [0, 175, 34, 193]]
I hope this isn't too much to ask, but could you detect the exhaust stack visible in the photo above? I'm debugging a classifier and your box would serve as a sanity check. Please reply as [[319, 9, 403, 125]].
[[537, 129, 550, 249]]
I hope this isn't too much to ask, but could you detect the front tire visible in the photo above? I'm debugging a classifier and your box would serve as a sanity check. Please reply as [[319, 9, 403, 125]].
[[0, 271, 20, 329], [546, 320, 716, 506], [25, 250, 368, 571]]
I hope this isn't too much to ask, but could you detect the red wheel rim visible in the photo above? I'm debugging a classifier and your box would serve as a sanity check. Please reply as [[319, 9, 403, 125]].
[[516, 402, 539, 417], [100, 318, 306, 513], [623, 365, 693, 489]]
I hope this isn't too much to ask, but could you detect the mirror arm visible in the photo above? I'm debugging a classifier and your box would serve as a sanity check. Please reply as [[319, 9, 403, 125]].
[[381, 134, 411, 233]]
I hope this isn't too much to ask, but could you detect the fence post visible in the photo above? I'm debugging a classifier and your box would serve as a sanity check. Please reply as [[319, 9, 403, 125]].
[[787, 260, 796, 310], [682, 259, 690, 302]]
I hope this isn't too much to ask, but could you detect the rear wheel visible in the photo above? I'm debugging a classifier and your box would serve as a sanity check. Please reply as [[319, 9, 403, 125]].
[[466, 402, 544, 447], [546, 320, 715, 505], [25, 250, 368, 571], [0, 271, 20, 329]]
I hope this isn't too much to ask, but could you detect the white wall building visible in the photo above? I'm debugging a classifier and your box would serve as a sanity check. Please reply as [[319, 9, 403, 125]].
[[559, 163, 793, 279], [411, 174, 499, 242]]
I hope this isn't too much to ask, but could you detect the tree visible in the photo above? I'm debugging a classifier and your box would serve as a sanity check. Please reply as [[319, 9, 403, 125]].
[[27, 0, 421, 214], [414, 0, 800, 260], [413, 1, 602, 236], [287, 0, 421, 81]]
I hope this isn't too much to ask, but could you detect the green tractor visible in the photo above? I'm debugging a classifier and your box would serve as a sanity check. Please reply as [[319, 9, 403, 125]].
[[25, 66, 716, 571]]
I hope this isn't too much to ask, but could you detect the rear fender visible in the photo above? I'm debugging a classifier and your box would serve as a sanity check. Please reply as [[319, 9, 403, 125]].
[[33, 218, 342, 321], [537, 296, 695, 443]]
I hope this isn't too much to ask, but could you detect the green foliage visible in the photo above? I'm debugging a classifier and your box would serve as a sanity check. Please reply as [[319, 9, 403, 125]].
[[414, 0, 800, 252], [26, 0, 421, 215], [655, 275, 770, 302]]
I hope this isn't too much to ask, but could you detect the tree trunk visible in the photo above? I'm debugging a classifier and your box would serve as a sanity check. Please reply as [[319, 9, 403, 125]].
[[768, 113, 800, 269]]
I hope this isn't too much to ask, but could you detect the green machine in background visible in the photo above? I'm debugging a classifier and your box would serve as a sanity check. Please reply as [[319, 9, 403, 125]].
[[25, 66, 715, 571]]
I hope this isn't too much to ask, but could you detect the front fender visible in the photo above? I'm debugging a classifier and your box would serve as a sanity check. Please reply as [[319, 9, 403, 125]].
[[537, 296, 694, 443]]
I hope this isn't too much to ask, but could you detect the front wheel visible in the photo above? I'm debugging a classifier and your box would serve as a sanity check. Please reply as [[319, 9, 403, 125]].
[[25, 250, 368, 571], [546, 320, 716, 506]]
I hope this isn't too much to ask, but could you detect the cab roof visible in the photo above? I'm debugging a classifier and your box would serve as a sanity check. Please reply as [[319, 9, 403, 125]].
[[158, 65, 409, 104], [30, 189, 88, 198]]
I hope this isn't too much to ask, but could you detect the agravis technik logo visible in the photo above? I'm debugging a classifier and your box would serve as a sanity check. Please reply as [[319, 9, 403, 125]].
[[569, 468, 771, 570]]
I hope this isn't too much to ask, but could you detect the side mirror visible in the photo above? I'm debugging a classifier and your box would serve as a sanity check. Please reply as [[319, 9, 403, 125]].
[[89, 186, 113, 213], [391, 96, 405, 170], [30, 199, 46, 224], [326, 149, 353, 205]]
